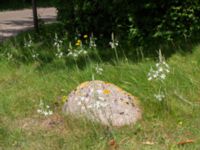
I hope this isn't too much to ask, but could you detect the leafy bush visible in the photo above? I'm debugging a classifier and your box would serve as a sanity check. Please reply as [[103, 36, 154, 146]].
[[55, 0, 133, 38], [55, 0, 200, 48]]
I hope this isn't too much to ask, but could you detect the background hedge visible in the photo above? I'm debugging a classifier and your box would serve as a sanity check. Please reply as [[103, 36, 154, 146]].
[[55, 0, 200, 46]]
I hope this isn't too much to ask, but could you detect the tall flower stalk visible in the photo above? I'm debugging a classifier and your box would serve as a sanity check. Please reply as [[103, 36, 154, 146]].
[[109, 33, 119, 61], [147, 50, 170, 102]]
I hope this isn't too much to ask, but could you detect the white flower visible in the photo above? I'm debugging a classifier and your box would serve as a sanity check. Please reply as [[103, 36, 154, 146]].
[[156, 63, 159, 67], [83, 50, 88, 55], [109, 41, 119, 49], [37, 100, 53, 116], [154, 93, 165, 101], [7, 53, 13, 60], [48, 111, 53, 115], [163, 61, 169, 68], [67, 51, 72, 56], [32, 53, 39, 59], [147, 60, 170, 81], [78, 50, 88, 55], [37, 109, 42, 113], [54, 33, 64, 58], [73, 53, 78, 58], [44, 111, 49, 116], [67, 42, 88, 60], [89, 34, 97, 49], [109, 33, 119, 49], [160, 74, 166, 80], [115, 41, 119, 46], [24, 35, 33, 48], [158, 67, 163, 72], [56, 51, 63, 58], [95, 64, 103, 75], [153, 72, 158, 78], [109, 42, 115, 49]]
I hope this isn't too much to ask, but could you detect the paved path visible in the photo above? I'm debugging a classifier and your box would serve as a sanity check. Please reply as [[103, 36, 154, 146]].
[[0, 7, 57, 42]]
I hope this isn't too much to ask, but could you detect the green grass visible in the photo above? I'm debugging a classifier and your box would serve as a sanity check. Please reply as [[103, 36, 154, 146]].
[[1, 25, 200, 149]]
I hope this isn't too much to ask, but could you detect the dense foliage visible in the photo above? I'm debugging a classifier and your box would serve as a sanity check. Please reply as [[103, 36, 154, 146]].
[[55, 0, 200, 46]]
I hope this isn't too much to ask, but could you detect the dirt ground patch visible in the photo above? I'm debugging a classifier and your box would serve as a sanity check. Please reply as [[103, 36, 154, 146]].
[[18, 114, 64, 131]]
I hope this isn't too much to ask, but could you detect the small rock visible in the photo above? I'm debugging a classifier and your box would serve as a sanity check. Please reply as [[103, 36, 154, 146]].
[[63, 80, 142, 126]]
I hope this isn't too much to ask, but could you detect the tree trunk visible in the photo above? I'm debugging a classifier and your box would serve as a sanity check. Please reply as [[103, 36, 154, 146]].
[[32, 0, 39, 32]]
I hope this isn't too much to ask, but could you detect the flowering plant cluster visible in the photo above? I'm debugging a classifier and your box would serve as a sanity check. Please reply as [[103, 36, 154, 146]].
[[109, 32, 119, 61], [54, 33, 64, 58], [148, 50, 170, 81], [147, 50, 170, 102], [24, 35, 39, 60], [53, 33, 97, 60], [89, 34, 97, 49], [24, 35, 33, 48], [154, 92, 165, 102], [6, 52, 13, 61], [54, 33, 63, 51], [67, 34, 96, 59], [109, 33, 119, 49], [17, 32, 120, 63], [37, 100, 53, 116], [31, 52, 39, 60], [147, 61, 170, 81], [67, 41, 88, 60], [95, 64, 103, 75]]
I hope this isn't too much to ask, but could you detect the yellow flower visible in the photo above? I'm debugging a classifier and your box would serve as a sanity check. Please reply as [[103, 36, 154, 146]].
[[61, 96, 67, 103], [103, 89, 110, 94], [178, 121, 183, 125], [75, 42, 80, 46], [83, 35, 88, 38], [75, 39, 81, 46]]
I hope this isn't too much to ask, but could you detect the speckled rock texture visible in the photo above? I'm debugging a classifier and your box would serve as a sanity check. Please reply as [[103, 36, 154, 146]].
[[63, 80, 141, 127]]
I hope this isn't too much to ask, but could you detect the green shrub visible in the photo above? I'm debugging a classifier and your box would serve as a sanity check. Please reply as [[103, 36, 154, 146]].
[[55, 0, 200, 48], [55, 0, 133, 38]]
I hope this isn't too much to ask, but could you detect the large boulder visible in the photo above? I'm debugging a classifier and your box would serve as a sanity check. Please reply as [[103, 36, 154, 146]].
[[63, 80, 141, 126]]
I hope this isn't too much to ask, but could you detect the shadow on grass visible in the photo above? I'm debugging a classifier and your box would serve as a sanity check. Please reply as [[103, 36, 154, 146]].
[[1, 22, 200, 71]]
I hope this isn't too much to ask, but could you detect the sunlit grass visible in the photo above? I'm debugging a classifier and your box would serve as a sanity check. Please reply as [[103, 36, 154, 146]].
[[0, 44, 200, 149], [1, 24, 200, 149]]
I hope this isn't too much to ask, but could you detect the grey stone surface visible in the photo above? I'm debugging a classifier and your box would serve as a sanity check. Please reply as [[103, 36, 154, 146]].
[[63, 80, 142, 126]]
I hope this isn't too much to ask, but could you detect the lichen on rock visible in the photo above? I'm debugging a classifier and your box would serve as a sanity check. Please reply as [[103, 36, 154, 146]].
[[63, 80, 141, 126]]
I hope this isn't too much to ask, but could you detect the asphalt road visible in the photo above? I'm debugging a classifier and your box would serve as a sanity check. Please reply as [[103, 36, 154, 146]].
[[0, 7, 57, 42]]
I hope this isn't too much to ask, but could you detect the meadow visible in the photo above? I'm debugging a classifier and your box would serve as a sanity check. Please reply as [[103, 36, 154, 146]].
[[0, 24, 200, 150]]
